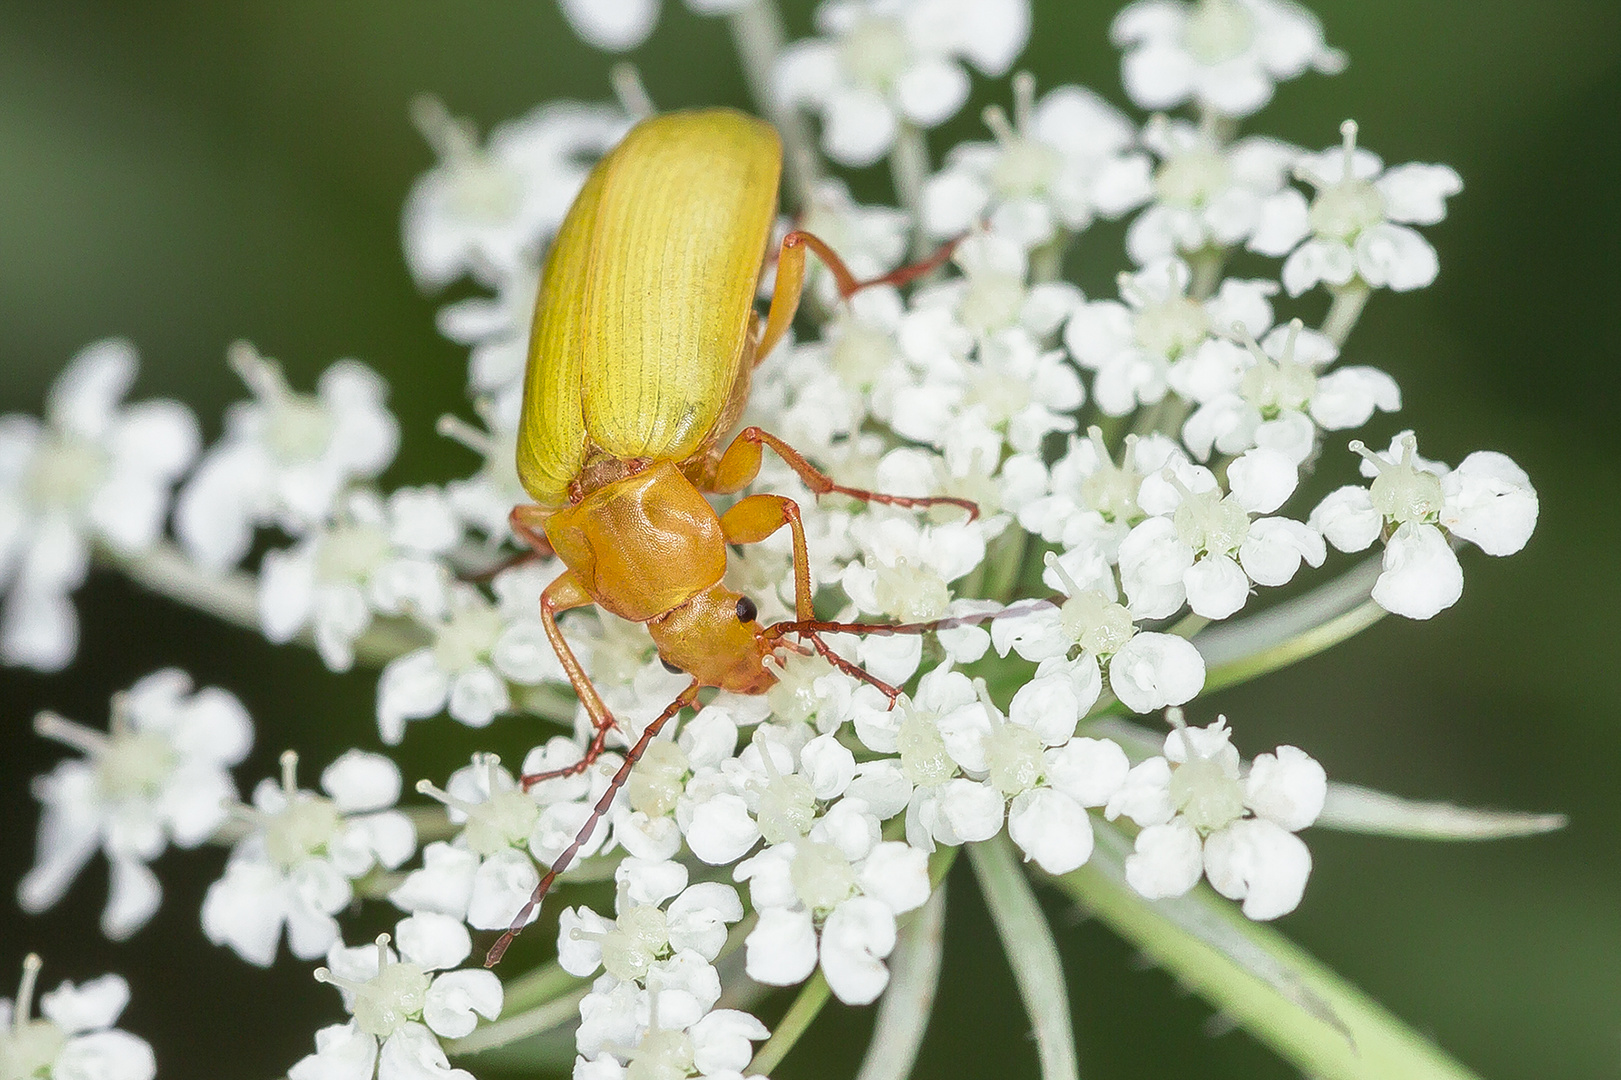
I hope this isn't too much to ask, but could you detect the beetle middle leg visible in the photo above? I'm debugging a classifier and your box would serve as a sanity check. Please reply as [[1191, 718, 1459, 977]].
[[703, 426, 980, 521], [463, 504, 558, 582]]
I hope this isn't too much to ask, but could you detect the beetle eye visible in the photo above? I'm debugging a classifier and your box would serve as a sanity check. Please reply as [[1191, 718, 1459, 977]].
[[660, 657, 683, 675], [735, 596, 758, 623]]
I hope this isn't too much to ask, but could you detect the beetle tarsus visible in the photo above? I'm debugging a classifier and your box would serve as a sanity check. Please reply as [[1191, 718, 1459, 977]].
[[487, 682, 699, 967]]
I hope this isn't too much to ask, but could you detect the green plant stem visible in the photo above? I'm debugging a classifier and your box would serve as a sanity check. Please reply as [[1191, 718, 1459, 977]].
[[1321, 280, 1372, 347], [889, 123, 932, 258], [109, 540, 428, 666], [446, 985, 590, 1057], [968, 835, 1079, 1080], [1054, 825, 1483, 1080], [727, 0, 820, 209], [855, 886, 947, 1080], [749, 972, 831, 1076]]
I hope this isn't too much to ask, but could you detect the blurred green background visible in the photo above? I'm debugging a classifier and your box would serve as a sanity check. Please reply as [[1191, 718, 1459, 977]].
[[2, 1, 1617, 1077]]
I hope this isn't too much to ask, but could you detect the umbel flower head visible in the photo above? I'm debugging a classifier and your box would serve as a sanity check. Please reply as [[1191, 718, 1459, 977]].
[[293, 920, 503, 1080], [0, 0, 1557, 1078], [0, 339, 197, 671], [0, 955, 155, 1080], [20, 670, 253, 939]]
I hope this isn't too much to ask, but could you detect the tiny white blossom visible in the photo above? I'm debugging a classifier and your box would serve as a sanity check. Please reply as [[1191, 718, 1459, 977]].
[[557, 859, 745, 985], [0, 339, 198, 671], [435, 270, 538, 424], [1310, 433, 1537, 619], [404, 97, 628, 288], [554, 0, 753, 52], [734, 807, 930, 1004], [1127, 115, 1301, 264], [203, 750, 416, 966], [775, 0, 1032, 167], [0, 956, 155, 1080], [259, 487, 460, 672], [176, 344, 399, 571], [1107, 715, 1326, 919], [1174, 319, 1400, 463], [1251, 120, 1463, 296], [1119, 449, 1323, 620], [292, 921, 503, 1080], [1064, 258, 1275, 416], [375, 572, 571, 743], [1111, 0, 1344, 119], [20, 670, 252, 939], [923, 73, 1152, 249], [394, 751, 589, 931]]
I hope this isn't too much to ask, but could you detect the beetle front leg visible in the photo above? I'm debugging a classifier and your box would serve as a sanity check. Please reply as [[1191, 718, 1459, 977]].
[[521, 570, 618, 793], [720, 494, 814, 622], [703, 426, 980, 520]]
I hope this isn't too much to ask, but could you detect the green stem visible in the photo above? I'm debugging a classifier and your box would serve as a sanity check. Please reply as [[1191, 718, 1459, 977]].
[[1054, 824, 1483, 1080], [727, 0, 821, 209], [889, 123, 932, 259], [855, 886, 947, 1080], [968, 835, 1079, 1080], [1321, 280, 1372, 348], [445, 985, 590, 1057], [109, 539, 428, 666], [749, 972, 832, 1076], [500, 959, 579, 1015], [1193, 555, 1386, 693]]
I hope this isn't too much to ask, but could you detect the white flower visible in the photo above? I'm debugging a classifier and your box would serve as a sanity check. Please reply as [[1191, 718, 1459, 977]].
[[19, 669, 252, 939], [394, 751, 590, 932], [176, 344, 399, 571], [292, 920, 503, 1080], [554, 0, 753, 52], [914, 674, 1126, 873], [735, 811, 930, 1003], [404, 97, 628, 288], [1107, 715, 1326, 919], [923, 74, 1152, 249], [435, 269, 538, 426], [0, 339, 197, 671], [1015, 427, 1181, 555], [0, 956, 155, 1080], [775, 0, 1031, 166], [1175, 319, 1400, 463], [259, 487, 460, 672], [203, 750, 416, 966], [1251, 121, 1463, 296], [1127, 115, 1301, 264], [1064, 258, 1276, 416], [1118, 448, 1323, 621], [572, 991, 769, 1080], [1310, 433, 1537, 619], [1111, 0, 1344, 119], [376, 577, 569, 744], [438, 409, 531, 546], [557, 860, 745, 984]]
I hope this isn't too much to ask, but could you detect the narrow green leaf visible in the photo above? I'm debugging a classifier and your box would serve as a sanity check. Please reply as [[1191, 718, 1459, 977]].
[[1054, 824, 1483, 1080], [855, 886, 947, 1080], [1317, 783, 1568, 840], [969, 835, 1079, 1080]]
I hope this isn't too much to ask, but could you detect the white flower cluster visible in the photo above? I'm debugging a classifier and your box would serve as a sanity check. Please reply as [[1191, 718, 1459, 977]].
[[6, 0, 1548, 1078], [1, 956, 155, 1080]]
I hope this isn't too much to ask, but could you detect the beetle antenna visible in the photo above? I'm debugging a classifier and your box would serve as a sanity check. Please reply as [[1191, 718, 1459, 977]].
[[486, 680, 699, 967], [611, 63, 655, 120]]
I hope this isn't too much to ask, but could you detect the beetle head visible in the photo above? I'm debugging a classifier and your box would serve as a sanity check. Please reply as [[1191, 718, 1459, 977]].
[[648, 584, 776, 695]]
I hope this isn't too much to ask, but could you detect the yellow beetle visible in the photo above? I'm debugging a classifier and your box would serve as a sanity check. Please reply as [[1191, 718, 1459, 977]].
[[489, 108, 972, 963]]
